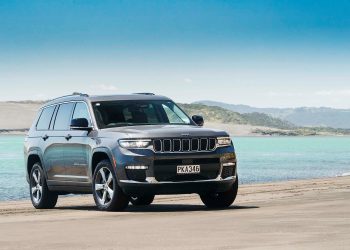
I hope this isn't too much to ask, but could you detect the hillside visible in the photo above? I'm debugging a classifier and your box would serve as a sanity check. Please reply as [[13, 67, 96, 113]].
[[179, 104, 295, 129], [195, 100, 350, 129], [0, 102, 42, 131], [1, 101, 350, 136], [180, 103, 350, 136]]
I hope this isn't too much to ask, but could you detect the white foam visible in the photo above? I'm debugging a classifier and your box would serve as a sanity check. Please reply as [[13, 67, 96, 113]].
[[341, 172, 350, 177]]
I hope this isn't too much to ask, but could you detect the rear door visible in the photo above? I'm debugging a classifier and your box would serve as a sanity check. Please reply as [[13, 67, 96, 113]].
[[47, 102, 75, 182], [35, 105, 60, 180]]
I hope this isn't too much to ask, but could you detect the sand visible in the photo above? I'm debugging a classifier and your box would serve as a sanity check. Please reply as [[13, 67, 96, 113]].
[[0, 176, 349, 249], [0, 102, 41, 130]]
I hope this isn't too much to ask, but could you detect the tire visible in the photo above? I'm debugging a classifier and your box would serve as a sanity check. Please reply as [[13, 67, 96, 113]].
[[200, 176, 239, 209], [29, 163, 58, 209], [92, 160, 129, 211], [130, 195, 155, 206]]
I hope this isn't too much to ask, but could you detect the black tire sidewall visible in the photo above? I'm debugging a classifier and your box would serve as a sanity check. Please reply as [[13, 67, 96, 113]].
[[130, 195, 155, 206], [29, 163, 57, 209], [200, 176, 239, 209]]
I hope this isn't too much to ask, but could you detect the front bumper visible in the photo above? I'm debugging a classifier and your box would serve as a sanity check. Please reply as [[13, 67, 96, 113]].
[[119, 176, 236, 196], [114, 145, 237, 196]]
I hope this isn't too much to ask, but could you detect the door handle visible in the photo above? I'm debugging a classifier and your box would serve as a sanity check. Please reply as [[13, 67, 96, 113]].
[[42, 134, 49, 141], [65, 134, 72, 141]]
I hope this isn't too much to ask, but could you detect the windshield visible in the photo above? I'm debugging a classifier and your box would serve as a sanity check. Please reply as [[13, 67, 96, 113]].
[[92, 100, 192, 128]]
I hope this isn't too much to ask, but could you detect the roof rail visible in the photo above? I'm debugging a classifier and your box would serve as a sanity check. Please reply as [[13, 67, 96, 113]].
[[134, 92, 155, 96], [72, 92, 89, 97], [48, 92, 89, 102]]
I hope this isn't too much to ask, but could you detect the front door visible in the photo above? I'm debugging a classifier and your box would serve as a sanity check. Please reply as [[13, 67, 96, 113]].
[[64, 102, 93, 183]]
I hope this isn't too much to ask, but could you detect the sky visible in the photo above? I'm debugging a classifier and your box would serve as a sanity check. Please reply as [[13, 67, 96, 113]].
[[0, 0, 350, 108]]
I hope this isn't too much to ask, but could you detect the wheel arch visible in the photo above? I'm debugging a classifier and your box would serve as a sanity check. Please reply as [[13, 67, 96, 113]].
[[91, 148, 115, 177], [26, 150, 46, 183]]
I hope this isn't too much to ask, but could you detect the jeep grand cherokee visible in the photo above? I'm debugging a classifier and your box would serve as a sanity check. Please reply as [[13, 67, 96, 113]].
[[24, 93, 238, 211]]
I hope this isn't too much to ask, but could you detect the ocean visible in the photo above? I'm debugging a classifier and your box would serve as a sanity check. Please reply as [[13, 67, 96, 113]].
[[0, 135, 349, 201]]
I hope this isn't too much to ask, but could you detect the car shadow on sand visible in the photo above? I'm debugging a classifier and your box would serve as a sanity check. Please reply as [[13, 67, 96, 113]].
[[54, 204, 259, 213]]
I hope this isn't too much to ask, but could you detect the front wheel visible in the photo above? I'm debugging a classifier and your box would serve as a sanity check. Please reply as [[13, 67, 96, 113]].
[[29, 163, 58, 209], [92, 160, 129, 211], [200, 176, 239, 209], [130, 195, 155, 206]]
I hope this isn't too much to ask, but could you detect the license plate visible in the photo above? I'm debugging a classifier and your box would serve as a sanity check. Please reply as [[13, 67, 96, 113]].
[[177, 165, 200, 174]]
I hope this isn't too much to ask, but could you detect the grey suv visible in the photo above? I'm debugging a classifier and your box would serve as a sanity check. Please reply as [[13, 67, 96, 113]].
[[24, 93, 238, 211]]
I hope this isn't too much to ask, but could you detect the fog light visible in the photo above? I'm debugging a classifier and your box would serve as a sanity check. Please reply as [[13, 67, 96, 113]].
[[125, 165, 149, 170]]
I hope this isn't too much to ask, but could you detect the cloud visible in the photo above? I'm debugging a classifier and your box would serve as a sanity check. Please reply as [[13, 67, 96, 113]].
[[314, 90, 350, 97]]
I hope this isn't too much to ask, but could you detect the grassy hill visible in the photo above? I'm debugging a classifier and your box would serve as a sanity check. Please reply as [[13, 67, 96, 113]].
[[180, 103, 350, 136], [180, 103, 295, 129], [195, 100, 350, 129]]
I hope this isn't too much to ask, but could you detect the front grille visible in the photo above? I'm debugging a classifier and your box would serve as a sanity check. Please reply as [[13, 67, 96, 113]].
[[153, 138, 217, 153], [154, 158, 220, 165]]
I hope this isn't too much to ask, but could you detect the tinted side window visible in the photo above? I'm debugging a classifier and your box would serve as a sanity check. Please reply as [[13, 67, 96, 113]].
[[72, 102, 91, 126], [53, 103, 75, 130], [36, 106, 56, 130]]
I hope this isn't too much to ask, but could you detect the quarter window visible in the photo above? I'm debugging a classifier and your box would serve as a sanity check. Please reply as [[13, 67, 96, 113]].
[[162, 103, 190, 124], [53, 103, 75, 130], [72, 102, 91, 126], [36, 106, 56, 130]]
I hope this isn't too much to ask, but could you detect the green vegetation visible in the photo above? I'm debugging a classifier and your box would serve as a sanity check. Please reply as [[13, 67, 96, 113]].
[[180, 103, 295, 129], [179, 103, 350, 136]]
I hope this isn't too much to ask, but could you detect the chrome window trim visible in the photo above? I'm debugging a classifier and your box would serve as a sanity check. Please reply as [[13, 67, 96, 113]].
[[37, 100, 95, 131]]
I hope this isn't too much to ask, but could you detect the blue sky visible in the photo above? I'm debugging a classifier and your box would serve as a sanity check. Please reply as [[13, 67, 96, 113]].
[[0, 0, 350, 108]]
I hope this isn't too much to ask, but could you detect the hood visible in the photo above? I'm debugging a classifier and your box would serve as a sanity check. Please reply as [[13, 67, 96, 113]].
[[101, 125, 228, 138]]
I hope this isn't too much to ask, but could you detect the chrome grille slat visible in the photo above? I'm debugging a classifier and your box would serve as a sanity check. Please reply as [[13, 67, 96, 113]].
[[191, 138, 199, 151], [153, 138, 216, 153], [182, 139, 190, 151], [163, 139, 172, 152]]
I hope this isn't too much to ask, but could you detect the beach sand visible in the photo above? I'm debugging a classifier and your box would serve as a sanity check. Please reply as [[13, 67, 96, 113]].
[[0, 176, 349, 249]]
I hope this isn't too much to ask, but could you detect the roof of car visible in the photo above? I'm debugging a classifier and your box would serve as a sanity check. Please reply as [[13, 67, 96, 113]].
[[42, 93, 171, 108]]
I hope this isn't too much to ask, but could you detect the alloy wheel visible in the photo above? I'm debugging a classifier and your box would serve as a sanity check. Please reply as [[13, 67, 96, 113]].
[[31, 168, 42, 204], [94, 167, 114, 205]]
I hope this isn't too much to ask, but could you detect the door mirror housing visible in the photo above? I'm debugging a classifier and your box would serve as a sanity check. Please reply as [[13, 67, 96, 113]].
[[70, 118, 92, 131], [192, 115, 204, 126]]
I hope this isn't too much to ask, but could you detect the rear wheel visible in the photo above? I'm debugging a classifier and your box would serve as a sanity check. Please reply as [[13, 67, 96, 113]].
[[29, 163, 58, 209], [200, 176, 239, 209], [92, 160, 129, 211], [130, 195, 155, 206]]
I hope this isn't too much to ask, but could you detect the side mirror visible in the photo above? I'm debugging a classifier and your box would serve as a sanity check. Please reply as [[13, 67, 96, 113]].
[[192, 115, 204, 126], [70, 118, 92, 131]]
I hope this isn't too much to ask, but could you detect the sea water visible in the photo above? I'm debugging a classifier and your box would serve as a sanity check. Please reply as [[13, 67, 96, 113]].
[[0, 135, 349, 201]]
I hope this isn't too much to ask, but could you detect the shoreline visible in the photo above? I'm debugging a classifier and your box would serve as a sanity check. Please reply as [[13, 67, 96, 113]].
[[0, 175, 348, 208], [0, 176, 349, 249], [1, 175, 349, 203]]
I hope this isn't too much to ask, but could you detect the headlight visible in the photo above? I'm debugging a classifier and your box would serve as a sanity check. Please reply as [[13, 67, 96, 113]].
[[119, 139, 152, 148], [217, 137, 232, 147]]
